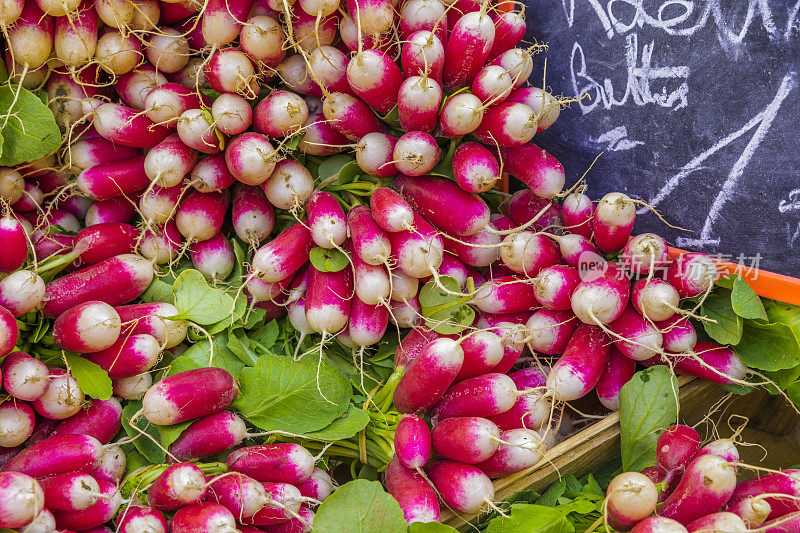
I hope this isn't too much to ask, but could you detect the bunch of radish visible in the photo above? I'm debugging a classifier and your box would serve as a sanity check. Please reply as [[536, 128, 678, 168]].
[[602, 423, 800, 532]]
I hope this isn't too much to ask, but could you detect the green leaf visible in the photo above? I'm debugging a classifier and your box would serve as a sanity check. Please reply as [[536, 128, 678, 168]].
[[200, 87, 223, 100], [181, 333, 245, 377], [428, 138, 460, 180], [701, 290, 743, 345], [284, 132, 306, 151], [226, 329, 258, 366], [312, 480, 406, 533], [121, 402, 165, 464], [378, 106, 400, 128], [409, 522, 458, 532], [173, 269, 243, 325], [65, 354, 112, 400], [786, 381, 800, 408], [536, 479, 567, 507], [159, 420, 192, 449], [419, 276, 474, 334], [142, 278, 175, 304], [730, 275, 767, 320], [233, 353, 351, 434], [764, 300, 800, 341], [735, 320, 800, 371], [0, 84, 61, 166], [251, 320, 280, 349], [309, 247, 349, 273], [486, 504, 574, 533], [302, 405, 370, 441], [619, 367, 679, 472], [336, 160, 362, 185], [317, 154, 356, 182], [165, 355, 202, 376]]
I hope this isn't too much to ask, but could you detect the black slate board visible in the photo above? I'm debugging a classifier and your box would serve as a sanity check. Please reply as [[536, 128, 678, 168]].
[[525, 0, 800, 277]]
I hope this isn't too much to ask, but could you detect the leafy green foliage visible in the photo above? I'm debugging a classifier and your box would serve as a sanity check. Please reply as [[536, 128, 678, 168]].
[[419, 276, 474, 334], [731, 275, 768, 320], [310, 247, 350, 272], [0, 84, 61, 166], [312, 480, 407, 533], [701, 289, 743, 345], [301, 405, 371, 441], [736, 321, 800, 371], [121, 402, 166, 464], [172, 269, 245, 325], [65, 355, 112, 400], [619, 367, 679, 472]]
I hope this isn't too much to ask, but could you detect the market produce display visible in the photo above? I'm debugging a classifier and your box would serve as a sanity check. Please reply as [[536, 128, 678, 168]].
[[0, 0, 799, 530]]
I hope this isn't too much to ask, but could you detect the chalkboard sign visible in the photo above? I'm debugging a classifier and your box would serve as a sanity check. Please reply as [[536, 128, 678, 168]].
[[525, 0, 800, 277]]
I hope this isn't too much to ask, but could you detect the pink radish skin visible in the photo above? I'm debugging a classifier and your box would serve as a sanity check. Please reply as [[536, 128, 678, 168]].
[[7, 3, 53, 69], [348, 206, 391, 265], [402, 30, 445, 82], [454, 330, 504, 381], [344, 0, 392, 34], [499, 144, 565, 198], [487, 384, 550, 432], [0, 472, 44, 528], [553, 233, 600, 268], [176, 108, 222, 155], [116, 66, 167, 110], [547, 324, 611, 401], [394, 174, 490, 236], [646, 342, 747, 385], [657, 454, 737, 524], [686, 512, 747, 532], [727, 497, 772, 527], [507, 189, 562, 230], [432, 416, 500, 463], [395, 414, 431, 469], [695, 439, 740, 467], [631, 517, 689, 532], [240, 15, 285, 68], [241, 482, 303, 526], [432, 373, 517, 420], [54, 1, 98, 67], [385, 457, 440, 524], [113, 373, 153, 401], [0, 215, 27, 273], [0, 401, 35, 447], [348, 298, 389, 346], [506, 86, 560, 128], [473, 275, 538, 314], [175, 191, 228, 242], [623, 233, 669, 275], [12, 182, 43, 212], [473, 102, 537, 147], [593, 192, 636, 252], [393, 338, 464, 413], [477, 311, 533, 328], [0, 168, 25, 204], [389, 297, 422, 329], [233, 185, 274, 245], [608, 306, 664, 361], [346, 49, 403, 115], [421, 254, 469, 288], [323, 92, 384, 141], [253, 90, 308, 137], [256, 507, 314, 533], [1, 434, 102, 477], [472, 65, 514, 104], [140, 222, 182, 265], [53, 398, 122, 444], [202, 0, 254, 46], [534, 265, 581, 311], [2, 352, 49, 401], [659, 315, 698, 353], [85, 196, 137, 226], [0, 307, 17, 357], [398, 76, 442, 133], [561, 192, 594, 238], [52, 300, 121, 353], [144, 83, 206, 126], [144, 134, 198, 188], [253, 223, 314, 282], [92, 103, 169, 148], [606, 471, 659, 531], [83, 333, 161, 379], [489, 10, 526, 58], [145, 28, 189, 73], [452, 142, 501, 193], [226, 443, 314, 484], [226, 132, 279, 186], [307, 190, 347, 248], [393, 132, 441, 177], [729, 470, 800, 521], [395, 327, 439, 370], [40, 472, 101, 511], [439, 92, 484, 138], [427, 458, 495, 514], [442, 10, 496, 90], [191, 234, 235, 281], [305, 265, 352, 333], [296, 468, 333, 501], [117, 506, 167, 533], [478, 427, 546, 477], [148, 463, 207, 511], [596, 348, 636, 411], [187, 155, 234, 194], [143, 367, 237, 425], [73, 223, 138, 265], [172, 502, 238, 532], [390, 270, 419, 302], [307, 46, 351, 95], [666, 253, 719, 298], [90, 444, 126, 484], [570, 262, 631, 324], [262, 159, 314, 210], [298, 113, 348, 156], [67, 137, 140, 172], [444, 226, 501, 267], [77, 156, 149, 201], [204, 48, 258, 96], [370, 187, 415, 232], [169, 411, 247, 462], [33, 369, 85, 420], [205, 473, 267, 520], [389, 213, 444, 278], [500, 231, 561, 277], [355, 132, 398, 178], [277, 54, 322, 97], [631, 278, 681, 322]]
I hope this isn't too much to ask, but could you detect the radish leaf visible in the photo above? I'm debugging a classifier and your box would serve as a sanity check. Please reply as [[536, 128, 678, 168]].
[[485, 504, 573, 533], [181, 332, 245, 377], [301, 405, 370, 441], [310, 247, 349, 272], [173, 269, 243, 325], [313, 480, 406, 533], [121, 401, 165, 464], [65, 354, 112, 401], [735, 321, 800, 371], [701, 290, 743, 345], [0, 84, 60, 166], [409, 523, 458, 532], [730, 275, 767, 320]]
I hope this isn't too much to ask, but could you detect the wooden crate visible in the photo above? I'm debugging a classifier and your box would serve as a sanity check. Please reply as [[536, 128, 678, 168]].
[[442, 378, 800, 527]]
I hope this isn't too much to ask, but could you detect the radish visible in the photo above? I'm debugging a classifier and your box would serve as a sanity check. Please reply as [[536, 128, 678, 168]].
[[54, 0, 98, 67], [393, 338, 464, 413], [323, 92, 385, 141], [7, 3, 53, 70], [117, 66, 168, 110], [389, 297, 422, 328], [177, 108, 223, 154], [561, 191, 594, 238], [0, 306, 17, 357], [455, 330, 504, 381], [0, 215, 28, 274], [345, 0, 392, 34], [390, 270, 419, 302], [94, 0, 133, 27], [191, 234, 235, 282], [570, 262, 630, 324], [727, 497, 772, 527], [608, 306, 664, 361], [477, 428, 546, 477], [143, 367, 237, 425], [175, 191, 228, 242], [278, 54, 322, 97], [395, 414, 431, 469], [0, 168, 24, 204], [144, 83, 206, 126], [141, 222, 182, 265], [427, 458, 495, 514], [169, 411, 247, 462], [307, 190, 348, 248], [92, 103, 170, 148], [499, 144, 565, 198], [39, 472, 101, 511], [648, 342, 747, 385], [394, 174, 490, 236], [395, 327, 439, 369], [1, 434, 102, 477], [90, 444, 126, 484], [307, 46, 351, 95], [506, 86, 560, 130], [500, 231, 561, 276], [658, 454, 737, 524], [695, 438, 740, 466], [226, 132, 279, 186], [33, 369, 84, 420], [113, 372, 153, 400], [85, 196, 137, 226], [452, 142, 501, 193], [305, 264, 352, 334], [354, 132, 397, 178], [172, 502, 238, 532], [385, 456, 439, 524], [397, 76, 441, 133], [241, 481, 302, 526], [298, 113, 348, 156], [255, 506, 314, 532], [432, 373, 517, 420], [262, 159, 314, 210], [0, 472, 44, 528], [148, 462, 207, 511], [117, 506, 167, 533], [487, 378, 550, 431], [19, 507, 56, 533], [489, 10, 525, 58], [252, 223, 314, 282], [392, 132, 441, 177], [240, 15, 286, 69], [593, 192, 636, 252], [348, 205, 391, 265], [666, 253, 719, 298], [0, 401, 35, 447], [631, 278, 681, 322], [348, 298, 389, 346], [602, 471, 658, 531], [226, 443, 314, 484], [623, 233, 669, 275], [52, 300, 121, 353], [432, 416, 500, 463], [659, 316, 697, 353], [84, 333, 161, 379], [211, 94, 253, 136], [547, 324, 611, 401], [254, 90, 309, 137], [473, 275, 538, 314], [346, 49, 403, 115], [146, 28, 190, 74], [473, 101, 537, 147], [472, 65, 514, 104], [370, 187, 415, 233], [402, 30, 445, 82], [95, 30, 141, 75], [442, 10, 495, 90], [389, 213, 444, 278], [2, 352, 49, 401], [443, 226, 501, 267], [139, 185, 182, 225], [73, 223, 139, 265], [631, 517, 689, 532], [52, 478, 120, 531], [76, 156, 149, 201], [296, 468, 334, 501], [12, 182, 43, 212], [144, 134, 198, 188], [534, 265, 582, 311], [686, 512, 747, 532], [596, 347, 636, 411], [233, 184, 274, 245], [52, 397, 122, 444], [729, 470, 800, 521], [507, 189, 561, 230], [0, 0, 22, 24], [399, 0, 446, 42], [202, 0, 254, 46]]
